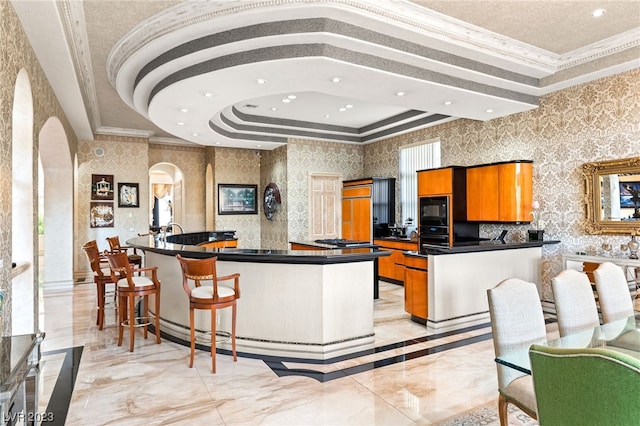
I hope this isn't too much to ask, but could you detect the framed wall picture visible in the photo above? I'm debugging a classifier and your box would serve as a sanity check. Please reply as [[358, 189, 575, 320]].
[[218, 184, 258, 215], [619, 181, 640, 208], [91, 174, 114, 200], [90, 202, 114, 228], [118, 182, 139, 207]]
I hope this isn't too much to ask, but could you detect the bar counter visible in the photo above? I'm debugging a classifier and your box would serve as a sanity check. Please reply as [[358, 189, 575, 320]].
[[126, 234, 389, 359]]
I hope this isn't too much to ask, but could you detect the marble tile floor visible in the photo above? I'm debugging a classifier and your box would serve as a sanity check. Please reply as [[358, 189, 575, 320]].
[[35, 281, 548, 425]]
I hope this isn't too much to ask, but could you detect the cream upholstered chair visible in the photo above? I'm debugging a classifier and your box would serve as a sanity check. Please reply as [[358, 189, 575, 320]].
[[593, 262, 634, 323], [104, 250, 161, 352], [552, 269, 600, 337], [529, 344, 640, 426], [487, 278, 546, 426], [176, 254, 240, 373]]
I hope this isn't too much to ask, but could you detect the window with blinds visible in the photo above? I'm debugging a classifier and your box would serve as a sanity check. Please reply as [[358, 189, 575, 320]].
[[399, 139, 441, 225]]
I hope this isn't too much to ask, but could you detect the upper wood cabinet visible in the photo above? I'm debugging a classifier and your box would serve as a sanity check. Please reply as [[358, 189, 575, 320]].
[[418, 168, 453, 196], [466, 161, 533, 223]]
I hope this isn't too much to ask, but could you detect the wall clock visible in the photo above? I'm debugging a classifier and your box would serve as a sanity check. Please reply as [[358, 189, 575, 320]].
[[263, 183, 281, 220]]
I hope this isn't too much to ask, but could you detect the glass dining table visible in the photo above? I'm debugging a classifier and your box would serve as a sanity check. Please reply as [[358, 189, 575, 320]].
[[496, 314, 640, 374]]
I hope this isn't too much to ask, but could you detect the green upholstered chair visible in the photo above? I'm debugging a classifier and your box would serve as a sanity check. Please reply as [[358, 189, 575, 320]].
[[529, 344, 640, 426], [487, 278, 546, 425], [552, 269, 600, 337]]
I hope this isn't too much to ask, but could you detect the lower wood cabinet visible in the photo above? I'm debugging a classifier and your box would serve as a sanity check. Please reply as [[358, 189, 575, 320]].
[[197, 239, 238, 249], [290, 243, 323, 250], [404, 254, 428, 321], [374, 239, 418, 283]]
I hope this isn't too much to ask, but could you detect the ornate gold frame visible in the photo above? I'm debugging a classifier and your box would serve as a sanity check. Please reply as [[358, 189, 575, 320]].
[[583, 156, 640, 235]]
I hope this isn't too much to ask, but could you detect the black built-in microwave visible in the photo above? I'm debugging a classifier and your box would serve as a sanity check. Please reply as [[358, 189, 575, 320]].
[[420, 196, 449, 227]]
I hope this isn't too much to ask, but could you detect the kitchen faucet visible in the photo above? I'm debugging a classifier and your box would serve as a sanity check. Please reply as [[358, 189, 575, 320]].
[[161, 222, 184, 241]]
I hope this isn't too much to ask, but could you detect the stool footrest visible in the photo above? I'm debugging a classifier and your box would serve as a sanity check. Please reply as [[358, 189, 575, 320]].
[[121, 316, 153, 328]]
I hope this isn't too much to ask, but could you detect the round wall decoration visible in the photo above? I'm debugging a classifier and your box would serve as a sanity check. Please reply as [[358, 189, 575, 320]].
[[263, 183, 281, 220]]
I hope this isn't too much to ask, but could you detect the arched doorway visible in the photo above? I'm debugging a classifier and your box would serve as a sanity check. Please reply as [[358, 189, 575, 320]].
[[149, 163, 185, 231], [39, 117, 73, 287], [11, 69, 35, 334]]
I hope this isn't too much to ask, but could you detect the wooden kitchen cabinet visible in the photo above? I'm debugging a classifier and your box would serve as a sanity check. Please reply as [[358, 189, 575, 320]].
[[404, 254, 428, 321], [374, 239, 418, 283], [466, 161, 532, 223], [418, 168, 453, 196], [197, 239, 238, 248], [342, 178, 395, 241]]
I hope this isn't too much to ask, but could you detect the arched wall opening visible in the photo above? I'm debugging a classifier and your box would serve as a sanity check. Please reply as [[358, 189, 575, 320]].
[[149, 163, 185, 231], [39, 117, 73, 288], [11, 68, 35, 335]]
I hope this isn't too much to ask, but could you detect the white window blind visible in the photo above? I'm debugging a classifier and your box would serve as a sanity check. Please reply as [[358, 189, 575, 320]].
[[399, 139, 441, 225]]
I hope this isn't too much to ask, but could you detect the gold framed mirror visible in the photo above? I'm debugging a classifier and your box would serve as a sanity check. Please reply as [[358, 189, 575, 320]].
[[583, 157, 640, 235]]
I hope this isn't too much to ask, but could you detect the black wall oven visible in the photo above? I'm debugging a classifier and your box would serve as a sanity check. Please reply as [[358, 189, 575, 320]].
[[420, 196, 450, 247]]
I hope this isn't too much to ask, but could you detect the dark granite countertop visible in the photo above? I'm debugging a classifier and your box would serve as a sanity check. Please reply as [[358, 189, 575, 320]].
[[373, 237, 418, 244], [406, 240, 560, 257], [127, 235, 389, 265], [290, 240, 379, 249]]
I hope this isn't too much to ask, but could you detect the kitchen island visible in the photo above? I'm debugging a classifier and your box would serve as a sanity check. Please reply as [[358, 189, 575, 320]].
[[127, 234, 389, 359], [405, 240, 559, 333]]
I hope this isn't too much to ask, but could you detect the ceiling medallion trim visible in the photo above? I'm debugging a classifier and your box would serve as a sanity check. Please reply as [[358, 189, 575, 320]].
[[147, 43, 538, 108], [107, 0, 560, 87], [58, 0, 101, 129], [557, 28, 640, 71]]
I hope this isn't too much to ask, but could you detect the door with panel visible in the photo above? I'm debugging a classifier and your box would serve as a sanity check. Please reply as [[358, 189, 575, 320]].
[[309, 174, 341, 241]]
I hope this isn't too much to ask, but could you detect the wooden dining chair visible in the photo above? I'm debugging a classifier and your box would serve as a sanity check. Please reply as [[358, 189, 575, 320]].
[[81, 240, 115, 330], [529, 344, 640, 426], [487, 278, 546, 426], [106, 235, 143, 269], [176, 254, 240, 373], [552, 269, 600, 336], [103, 250, 161, 352], [593, 262, 634, 323]]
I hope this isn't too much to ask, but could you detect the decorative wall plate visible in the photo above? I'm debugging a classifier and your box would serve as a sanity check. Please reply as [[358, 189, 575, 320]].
[[263, 183, 281, 220]]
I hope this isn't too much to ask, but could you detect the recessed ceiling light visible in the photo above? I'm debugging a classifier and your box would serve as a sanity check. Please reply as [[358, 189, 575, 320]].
[[192, 133, 199, 137], [592, 8, 606, 18], [282, 98, 291, 103], [444, 101, 453, 106], [177, 122, 185, 125], [324, 114, 331, 118], [331, 77, 341, 83], [180, 108, 189, 113], [215, 142, 221, 145], [288, 95, 297, 100], [338, 107, 347, 112], [396, 91, 405, 97], [257, 79, 267, 84], [204, 92, 213, 97], [271, 107, 277, 111], [485, 109, 494, 113], [346, 104, 354, 109]]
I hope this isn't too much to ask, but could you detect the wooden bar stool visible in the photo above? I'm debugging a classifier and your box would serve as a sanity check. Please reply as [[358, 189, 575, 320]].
[[81, 240, 115, 330], [104, 250, 161, 352], [176, 255, 240, 373], [106, 236, 143, 269]]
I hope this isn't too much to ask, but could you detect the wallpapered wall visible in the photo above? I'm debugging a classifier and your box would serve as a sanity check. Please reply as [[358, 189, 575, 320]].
[[260, 145, 289, 249], [364, 69, 640, 302], [212, 147, 262, 249], [1, 2, 78, 332], [76, 136, 150, 277], [285, 140, 365, 243]]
